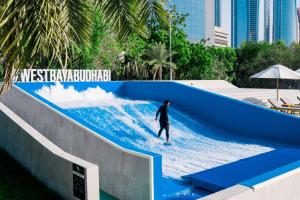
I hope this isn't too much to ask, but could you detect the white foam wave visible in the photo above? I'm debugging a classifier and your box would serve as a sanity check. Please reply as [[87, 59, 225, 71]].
[[35, 82, 146, 108]]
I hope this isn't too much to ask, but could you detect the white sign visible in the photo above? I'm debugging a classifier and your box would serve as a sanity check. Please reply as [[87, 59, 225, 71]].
[[14, 69, 111, 82]]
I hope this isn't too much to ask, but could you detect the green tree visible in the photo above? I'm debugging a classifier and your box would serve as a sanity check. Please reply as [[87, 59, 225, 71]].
[[288, 43, 300, 70], [181, 43, 213, 80], [234, 41, 295, 88], [148, 5, 192, 79], [234, 41, 270, 87], [210, 47, 237, 82], [144, 42, 175, 80], [0, 0, 169, 91], [121, 34, 149, 80]]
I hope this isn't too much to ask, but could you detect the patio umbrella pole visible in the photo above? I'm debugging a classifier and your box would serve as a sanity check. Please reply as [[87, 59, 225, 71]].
[[277, 78, 279, 101]]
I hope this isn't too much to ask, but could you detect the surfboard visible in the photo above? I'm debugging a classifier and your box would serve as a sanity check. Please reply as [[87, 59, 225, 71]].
[[164, 142, 171, 146]]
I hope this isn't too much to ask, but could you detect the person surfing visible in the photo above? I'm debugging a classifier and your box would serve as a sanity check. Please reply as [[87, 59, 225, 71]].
[[155, 100, 171, 145]]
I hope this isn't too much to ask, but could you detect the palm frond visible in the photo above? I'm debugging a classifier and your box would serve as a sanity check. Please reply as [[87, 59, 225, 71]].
[[98, 0, 169, 40], [0, 0, 169, 91], [144, 42, 176, 80], [99, 0, 138, 40], [0, 0, 93, 92]]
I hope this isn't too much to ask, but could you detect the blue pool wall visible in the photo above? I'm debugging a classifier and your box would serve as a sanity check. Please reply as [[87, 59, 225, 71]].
[[117, 81, 300, 146]]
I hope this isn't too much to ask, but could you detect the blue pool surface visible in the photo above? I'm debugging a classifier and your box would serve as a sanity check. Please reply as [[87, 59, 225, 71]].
[[66, 101, 278, 180]]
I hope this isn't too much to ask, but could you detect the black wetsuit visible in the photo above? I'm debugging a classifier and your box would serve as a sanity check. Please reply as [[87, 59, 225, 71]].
[[156, 105, 169, 140]]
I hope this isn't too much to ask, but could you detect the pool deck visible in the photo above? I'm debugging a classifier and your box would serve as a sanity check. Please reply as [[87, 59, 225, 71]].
[[177, 80, 300, 107]]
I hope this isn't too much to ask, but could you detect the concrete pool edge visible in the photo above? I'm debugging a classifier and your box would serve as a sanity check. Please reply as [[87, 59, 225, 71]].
[[1, 84, 160, 200], [0, 102, 100, 200], [201, 164, 300, 200], [1, 81, 300, 200]]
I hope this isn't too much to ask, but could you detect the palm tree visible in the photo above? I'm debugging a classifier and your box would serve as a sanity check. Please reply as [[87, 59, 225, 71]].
[[0, 0, 168, 92], [144, 42, 175, 80]]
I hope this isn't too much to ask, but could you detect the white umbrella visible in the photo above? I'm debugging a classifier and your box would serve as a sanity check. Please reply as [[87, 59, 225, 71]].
[[296, 68, 300, 74], [250, 64, 300, 101]]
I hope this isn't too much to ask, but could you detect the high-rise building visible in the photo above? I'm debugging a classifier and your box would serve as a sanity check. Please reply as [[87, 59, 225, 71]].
[[215, 0, 232, 46], [214, 27, 229, 47], [264, 0, 273, 42], [232, 0, 250, 47], [231, 0, 262, 47], [273, 0, 298, 45], [215, 0, 221, 27], [231, 0, 277, 47], [249, 0, 259, 41], [172, 0, 215, 45]]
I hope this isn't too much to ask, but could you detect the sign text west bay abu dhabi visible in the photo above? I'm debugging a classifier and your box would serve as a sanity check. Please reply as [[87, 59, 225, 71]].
[[15, 69, 111, 82]]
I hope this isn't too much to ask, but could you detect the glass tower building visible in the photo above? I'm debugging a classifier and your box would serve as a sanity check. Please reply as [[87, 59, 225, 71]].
[[273, 0, 298, 45], [264, 0, 272, 42], [215, 0, 221, 27], [231, 0, 261, 47], [172, 0, 215, 44]]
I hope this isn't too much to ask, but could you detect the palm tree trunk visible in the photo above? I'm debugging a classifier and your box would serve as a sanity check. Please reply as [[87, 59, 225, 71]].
[[159, 65, 162, 80]]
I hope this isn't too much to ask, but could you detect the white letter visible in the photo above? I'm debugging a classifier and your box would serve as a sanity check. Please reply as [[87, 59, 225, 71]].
[[56, 70, 63, 82], [50, 70, 56, 82], [97, 70, 103, 81], [30, 69, 37, 82], [67, 70, 73, 81], [44, 70, 49, 82], [74, 70, 79, 81], [103, 70, 110, 81], [80, 70, 85, 81], [20, 69, 31, 82], [86, 70, 91, 81], [91, 70, 97, 81], [36, 69, 43, 82], [62, 70, 68, 82]]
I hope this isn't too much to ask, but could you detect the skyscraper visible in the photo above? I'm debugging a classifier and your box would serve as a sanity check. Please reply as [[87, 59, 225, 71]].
[[232, 0, 252, 47], [216, 0, 232, 46], [273, 0, 298, 45], [231, 0, 277, 47], [172, 0, 215, 45], [215, 0, 221, 27], [249, 0, 259, 42], [264, 0, 273, 42]]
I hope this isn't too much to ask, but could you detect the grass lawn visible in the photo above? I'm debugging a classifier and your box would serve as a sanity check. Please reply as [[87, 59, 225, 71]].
[[0, 149, 118, 200]]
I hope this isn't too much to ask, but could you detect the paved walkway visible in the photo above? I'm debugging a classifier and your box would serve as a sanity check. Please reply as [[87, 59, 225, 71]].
[[177, 80, 300, 107]]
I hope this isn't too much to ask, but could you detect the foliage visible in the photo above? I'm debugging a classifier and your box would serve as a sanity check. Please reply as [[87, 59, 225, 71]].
[[234, 41, 300, 88], [0, 0, 94, 91], [148, 5, 192, 79], [119, 33, 149, 80], [144, 42, 175, 80], [179, 43, 212, 79], [100, 0, 169, 39], [210, 47, 236, 82], [0, 0, 169, 91]]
